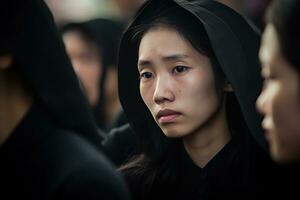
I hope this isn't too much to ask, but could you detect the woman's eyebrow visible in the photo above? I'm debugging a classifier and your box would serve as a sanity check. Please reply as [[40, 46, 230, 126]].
[[137, 59, 152, 71], [162, 54, 189, 62], [137, 54, 189, 70]]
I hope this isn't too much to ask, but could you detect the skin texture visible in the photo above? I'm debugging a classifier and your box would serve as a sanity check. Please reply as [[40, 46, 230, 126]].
[[63, 31, 102, 107], [257, 24, 300, 163], [138, 26, 231, 167]]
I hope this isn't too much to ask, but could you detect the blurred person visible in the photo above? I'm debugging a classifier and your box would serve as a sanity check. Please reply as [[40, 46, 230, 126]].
[[62, 19, 140, 167], [62, 18, 127, 131], [256, 0, 300, 164], [0, 0, 129, 199], [117, 0, 281, 199]]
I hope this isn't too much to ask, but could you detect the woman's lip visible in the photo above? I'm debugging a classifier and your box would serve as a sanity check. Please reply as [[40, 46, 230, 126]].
[[158, 113, 181, 123], [156, 109, 181, 123]]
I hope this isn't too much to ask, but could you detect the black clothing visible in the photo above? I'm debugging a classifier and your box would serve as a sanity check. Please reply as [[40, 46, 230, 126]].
[[0, 102, 128, 200], [0, 0, 129, 199], [102, 123, 140, 166], [10, 0, 102, 147], [117, 0, 289, 199], [123, 132, 277, 200], [109, 110, 129, 130]]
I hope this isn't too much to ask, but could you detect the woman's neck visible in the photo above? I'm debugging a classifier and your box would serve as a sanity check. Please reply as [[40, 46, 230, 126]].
[[183, 101, 231, 168]]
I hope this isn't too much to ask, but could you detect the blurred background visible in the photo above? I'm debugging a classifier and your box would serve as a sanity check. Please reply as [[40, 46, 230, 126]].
[[46, 0, 272, 30]]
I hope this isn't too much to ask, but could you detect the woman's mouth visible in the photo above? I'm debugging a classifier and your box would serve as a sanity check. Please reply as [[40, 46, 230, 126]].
[[156, 109, 181, 123]]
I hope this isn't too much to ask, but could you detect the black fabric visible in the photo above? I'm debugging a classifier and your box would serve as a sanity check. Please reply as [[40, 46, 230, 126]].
[[123, 130, 277, 200], [102, 123, 140, 166], [0, 102, 129, 200], [0, 0, 129, 199], [117, 0, 295, 199], [10, 0, 102, 147], [109, 110, 129, 130]]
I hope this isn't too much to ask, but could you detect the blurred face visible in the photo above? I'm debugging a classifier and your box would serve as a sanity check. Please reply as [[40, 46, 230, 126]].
[[138, 27, 222, 137], [63, 31, 102, 107], [256, 24, 300, 163]]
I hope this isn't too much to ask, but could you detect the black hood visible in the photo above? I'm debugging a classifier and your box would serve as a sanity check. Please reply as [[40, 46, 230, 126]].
[[1, 0, 103, 147], [118, 0, 266, 155], [61, 18, 126, 70]]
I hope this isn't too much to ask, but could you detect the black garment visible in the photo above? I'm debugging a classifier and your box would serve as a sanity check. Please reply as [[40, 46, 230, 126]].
[[102, 111, 141, 167], [0, 102, 129, 200], [117, 0, 291, 199], [102, 123, 140, 166], [0, 0, 129, 199], [109, 110, 129, 130], [124, 131, 276, 200]]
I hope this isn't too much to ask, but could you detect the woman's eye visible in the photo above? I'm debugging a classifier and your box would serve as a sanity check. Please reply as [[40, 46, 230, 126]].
[[173, 66, 189, 73], [140, 72, 153, 79]]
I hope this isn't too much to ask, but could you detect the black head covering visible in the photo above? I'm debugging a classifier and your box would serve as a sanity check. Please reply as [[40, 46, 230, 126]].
[[61, 18, 125, 70], [118, 0, 266, 157], [0, 0, 103, 147]]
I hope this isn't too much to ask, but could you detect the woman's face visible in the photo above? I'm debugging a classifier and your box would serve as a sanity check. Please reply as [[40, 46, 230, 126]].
[[63, 31, 103, 107], [256, 24, 300, 163], [138, 26, 222, 138]]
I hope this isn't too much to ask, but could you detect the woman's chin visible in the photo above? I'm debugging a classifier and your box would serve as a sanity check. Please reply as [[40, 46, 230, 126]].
[[161, 127, 187, 138]]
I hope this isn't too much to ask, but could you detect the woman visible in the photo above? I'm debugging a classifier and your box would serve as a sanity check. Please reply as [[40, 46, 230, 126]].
[[256, 0, 300, 163], [118, 0, 279, 199], [62, 19, 127, 131]]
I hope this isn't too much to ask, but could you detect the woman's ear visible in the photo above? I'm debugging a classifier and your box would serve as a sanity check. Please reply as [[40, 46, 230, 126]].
[[223, 81, 233, 92], [0, 54, 13, 70]]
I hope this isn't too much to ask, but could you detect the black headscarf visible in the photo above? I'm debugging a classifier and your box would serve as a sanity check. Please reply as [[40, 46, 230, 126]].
[[118, 0, 266, 157], [0, 0, 103, 148]]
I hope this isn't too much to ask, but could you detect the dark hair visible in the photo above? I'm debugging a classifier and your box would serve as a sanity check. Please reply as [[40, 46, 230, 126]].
[[119, 4, 245, 194], [266, 0, 300, 70]]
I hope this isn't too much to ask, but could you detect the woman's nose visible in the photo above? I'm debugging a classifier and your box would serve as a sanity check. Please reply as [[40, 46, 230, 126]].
[[153, 76, 175, 104]]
